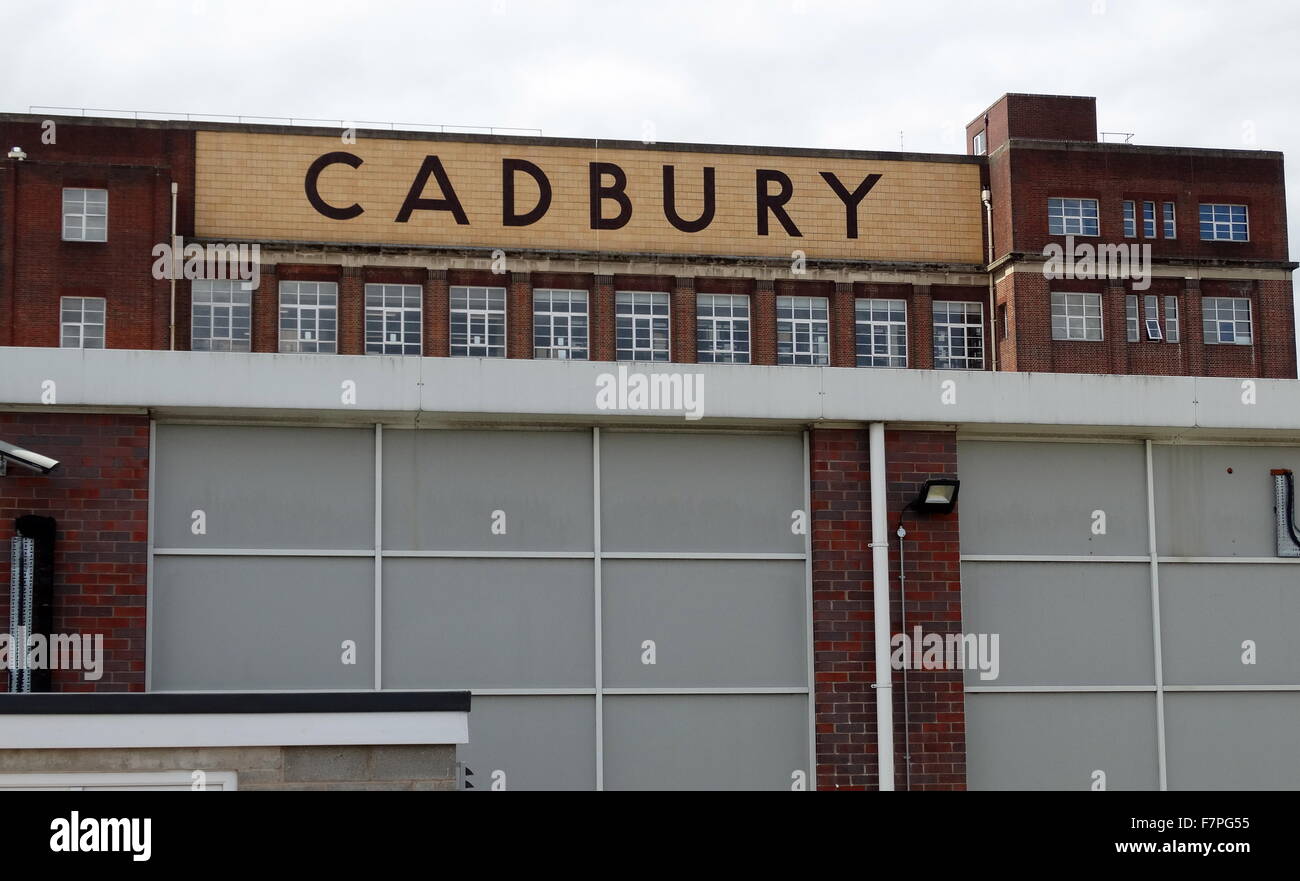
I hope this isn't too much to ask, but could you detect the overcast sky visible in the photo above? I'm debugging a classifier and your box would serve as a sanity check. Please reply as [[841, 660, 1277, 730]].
[[3, 0, 1296, 339]]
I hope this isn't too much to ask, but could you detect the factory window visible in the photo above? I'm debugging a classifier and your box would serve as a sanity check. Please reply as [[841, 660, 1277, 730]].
[[60, 296, 105, 348], [1142, 201, 1157, 238], [1202, 297, 1252, 345], [616, 291, 670, 362], [1122, 201, 1136, 238], [854, 298, 907, 367], [1163, 202, 1177, 239], [1126, 295, 1139, 342], [696, 294, 751, 363], [1143, 294, 1163, 340], [933, 301, 984, 369], [367, 284, 423, 355], [1164, 296, 1180, 342], [279, 281, 338, 354], [62, 188, 107, 242], [1199, 204, 1249, 241], [1047, 198, 1099, 236], [1127, 294, 1180, 343], [776, 295, 830, 365], [191, 280, 252, 352], [450, 285, 504, 357], [533, 289, 589, 360], [998, 303, 1009, 340], [972, 130, 986, 155], [1050, 291, 1103, 341]]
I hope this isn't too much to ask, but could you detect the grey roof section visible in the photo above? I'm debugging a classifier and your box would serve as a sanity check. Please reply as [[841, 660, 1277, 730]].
[[1, 348, 1298, 440]]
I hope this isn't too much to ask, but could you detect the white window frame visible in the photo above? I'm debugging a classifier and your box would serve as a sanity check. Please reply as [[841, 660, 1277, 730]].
[[1143, 294, 1163, 340], [615, 291, 671, 362], [533, 288, 589, 360], [450, 286, 506, 358], [972, 130, 986, 155], [1125, 294, 1140, 342], [1162, 202, 1177, 239], [1050, 291, 1103, 341], [696, 293, 751, 364], [776, 295, 830, 366], [1142, 200, 1157, 238], [1199, 203, 1249, 242], [1164, 295, 1180, 343], [1047, 197, 1099, 236], [62, 188, 107, 242], [1122, 201, 1136, 238], [1202, 296, 1253, 345], [932, 300, 984, 370], [191, 280, 252, 352], [60, 296, 105, 349], [854, 298, 908, 368], [279, 281, 338, 354], [365, 283, 423, 356]]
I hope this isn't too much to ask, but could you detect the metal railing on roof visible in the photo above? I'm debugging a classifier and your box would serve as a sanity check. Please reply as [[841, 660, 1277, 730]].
[[1100, 131, 1135, 143], [27, 105, 541, 137]]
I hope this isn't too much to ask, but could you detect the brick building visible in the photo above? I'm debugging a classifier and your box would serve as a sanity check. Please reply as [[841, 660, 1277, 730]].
[[1, 95, 1298, 791]]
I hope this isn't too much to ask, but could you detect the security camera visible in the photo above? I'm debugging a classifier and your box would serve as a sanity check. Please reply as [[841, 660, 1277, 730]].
[[6, 146, 26, 160], [0, 439, 59, 474]]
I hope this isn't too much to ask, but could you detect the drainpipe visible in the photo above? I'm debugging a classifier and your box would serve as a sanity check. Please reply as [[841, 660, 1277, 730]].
[[868, 421, 895, 791], [169, 181, 178, 350], [982, 187, 997, 373]]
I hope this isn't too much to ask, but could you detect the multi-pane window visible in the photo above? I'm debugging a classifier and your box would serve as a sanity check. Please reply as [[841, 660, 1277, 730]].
[[367, 284, 423, 355], [1143, 295, 1163, 340], [615, 291, 670, 361], [1122, 201, 1136, 238], [1199, 204, 1249, 241], [972, 130, 986, 155], [1050, 292, 1103, 341], [1162, 202, 1177, 239], [854, 299, 907, 367], [62, 188, 107, 242], [1202, 297, 1252, 345], [1126, 295, 1140, 342], [933, 301, 984, 370], [1047, 198, 1099, 236], [1164, 295, 1180, 343], [533, 289, 589, 360], [1127, 294, 1179, 343], [450, 286, 504, 357], [1142, 201, 1157, 238], [60, 296, 105, 348], [279, 281, 337, 353], [776, 295, 830, 365], [191, 280, 252, 352], [696, 294, 751, 363]]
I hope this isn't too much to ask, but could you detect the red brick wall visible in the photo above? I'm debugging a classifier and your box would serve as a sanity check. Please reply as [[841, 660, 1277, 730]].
[[0, 412, 149, 692], [811, 427, 965, 790]]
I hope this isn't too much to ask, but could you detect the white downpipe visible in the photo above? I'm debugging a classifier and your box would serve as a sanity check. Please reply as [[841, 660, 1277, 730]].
[[169, 182, 178, 351], [869, 422, 895, 791]]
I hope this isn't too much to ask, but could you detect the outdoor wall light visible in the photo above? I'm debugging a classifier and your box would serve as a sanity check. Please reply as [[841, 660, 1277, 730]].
[[907, 478, 960, 516], [6, 146, 26, 160], [0, 439, 60, 475]]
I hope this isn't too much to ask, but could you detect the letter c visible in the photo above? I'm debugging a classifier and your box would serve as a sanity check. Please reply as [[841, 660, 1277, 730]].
[[305, 152, 364, 220]]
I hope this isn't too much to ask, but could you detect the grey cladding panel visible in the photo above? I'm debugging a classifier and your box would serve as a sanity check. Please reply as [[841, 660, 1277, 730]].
[[966, 693, 1159, 791], [957, 441, 1148, 555], [382, 429, 592, 551], [602, 560, 806, 687], [961, 562, 1153, 686], [154, 424, 374, 549], [1154, 444, 1300, 557], [602, 695, 808, 791], [382, 559, 594, 689], [461, 696, 597, 791], [1160, 563, 1300, 685], [151, 556, 373, 691], [600, 432, 804, 553], [1164, 693, 1300, 790]]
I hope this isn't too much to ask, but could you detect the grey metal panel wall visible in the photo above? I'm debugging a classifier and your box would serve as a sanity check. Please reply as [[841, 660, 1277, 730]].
[[1164, 694, 1300, 790], [961, 562, 1153, 686], [151, 556, 374, 690], [959, 441, 1148, 555], [154, 425, 375, 549], [602, 560, 806, 688], [459, 696, 597, 792], [382, 559, 594, 689], [966, 693, 1159, 791], [602, 695, 809, 791]]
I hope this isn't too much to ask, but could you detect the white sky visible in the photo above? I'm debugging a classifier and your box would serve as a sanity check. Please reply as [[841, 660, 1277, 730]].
[[3, 0, 1297, 349]]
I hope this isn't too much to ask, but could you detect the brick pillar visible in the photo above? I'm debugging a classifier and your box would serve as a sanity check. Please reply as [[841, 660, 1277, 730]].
[[671, 277, 696, 363], [426, 269, 449, 357], [1106, 282, 1130, 374], [507, 272, 531, 359], [911, 284, 933, 370], [995, 274, 1016, 371], [0, 162, 14, 346], [592, 274, 615, 362], [1183, 278, 1204, 376], [1008, 270, 1051, 372], [831, 282, 856, 367], [752, 279, 777, 365], [1258, 278, 1297, 378], [252, 265, 277, 353], [812, 426, 965, 791], [339, 267, 364, 355]]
